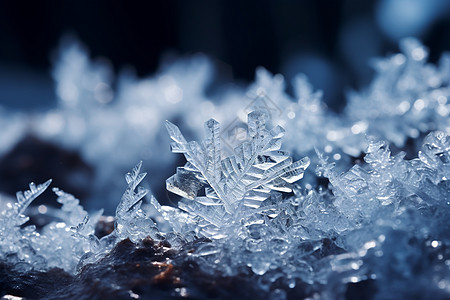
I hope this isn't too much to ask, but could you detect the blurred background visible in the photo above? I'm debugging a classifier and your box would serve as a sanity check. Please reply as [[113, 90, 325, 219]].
[[1, 0, 450, 212], [2, 0, 450, 109]]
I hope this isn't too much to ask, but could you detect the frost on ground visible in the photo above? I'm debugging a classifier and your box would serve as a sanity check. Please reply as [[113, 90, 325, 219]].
[[0, 38, 450, 299]]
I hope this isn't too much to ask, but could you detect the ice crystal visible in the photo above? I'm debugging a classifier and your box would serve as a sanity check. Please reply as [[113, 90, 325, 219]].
[[11, 180, 52, 225], [114, 161, 159, 243], [162, 111, 309, 239], [73, 161, 164, 270], [39, 189, 102, 272]]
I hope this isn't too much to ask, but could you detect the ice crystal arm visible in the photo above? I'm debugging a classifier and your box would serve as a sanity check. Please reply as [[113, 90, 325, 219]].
[[204, 119, 222, 184], [13, 179, 52, 224], [112, 161, 159, 243], [116, 161, 149, 218], [53, 187, 90, 226]]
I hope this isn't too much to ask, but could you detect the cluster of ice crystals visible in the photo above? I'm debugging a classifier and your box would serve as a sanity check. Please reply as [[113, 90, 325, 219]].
[[1, 126, 446, 297], [0, 179, 99, 273], [154, 106, 450, 293], [247, 38, 450, 162], [0, 161, 160, 274], [0, 136, 446, 299], [346, 38, 450, 147], [0, 37, 450, 298], [152, 116, 450, 297], [0, 37, 446, 213]]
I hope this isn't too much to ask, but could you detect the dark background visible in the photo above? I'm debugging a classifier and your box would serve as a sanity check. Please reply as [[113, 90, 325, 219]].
[[1, 0, 450, 110]]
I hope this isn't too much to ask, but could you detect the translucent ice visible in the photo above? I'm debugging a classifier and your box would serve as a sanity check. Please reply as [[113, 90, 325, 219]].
[[0, 37, 449, 299], [161, 111, 309, 236]]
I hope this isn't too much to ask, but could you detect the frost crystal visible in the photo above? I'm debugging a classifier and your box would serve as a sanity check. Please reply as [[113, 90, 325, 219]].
[[12, 180, 52, 225], [163, 111, 309, 239], [114, 161, 158, 243]]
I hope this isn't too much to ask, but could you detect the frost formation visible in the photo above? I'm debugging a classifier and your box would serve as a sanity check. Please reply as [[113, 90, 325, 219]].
[[164, 111, 309, 230], [1, 37, 446, 211], [0, 37, 449, 299]]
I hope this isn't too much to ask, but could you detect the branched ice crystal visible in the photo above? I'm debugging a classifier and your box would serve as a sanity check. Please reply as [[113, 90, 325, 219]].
[[163, 111, 310, 238], [40, 188, 103, 272], [75, 162, 162, 270], [13, 180, 52, 225], [0, 180, 51, 239], [114, 161, 159, 243]]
